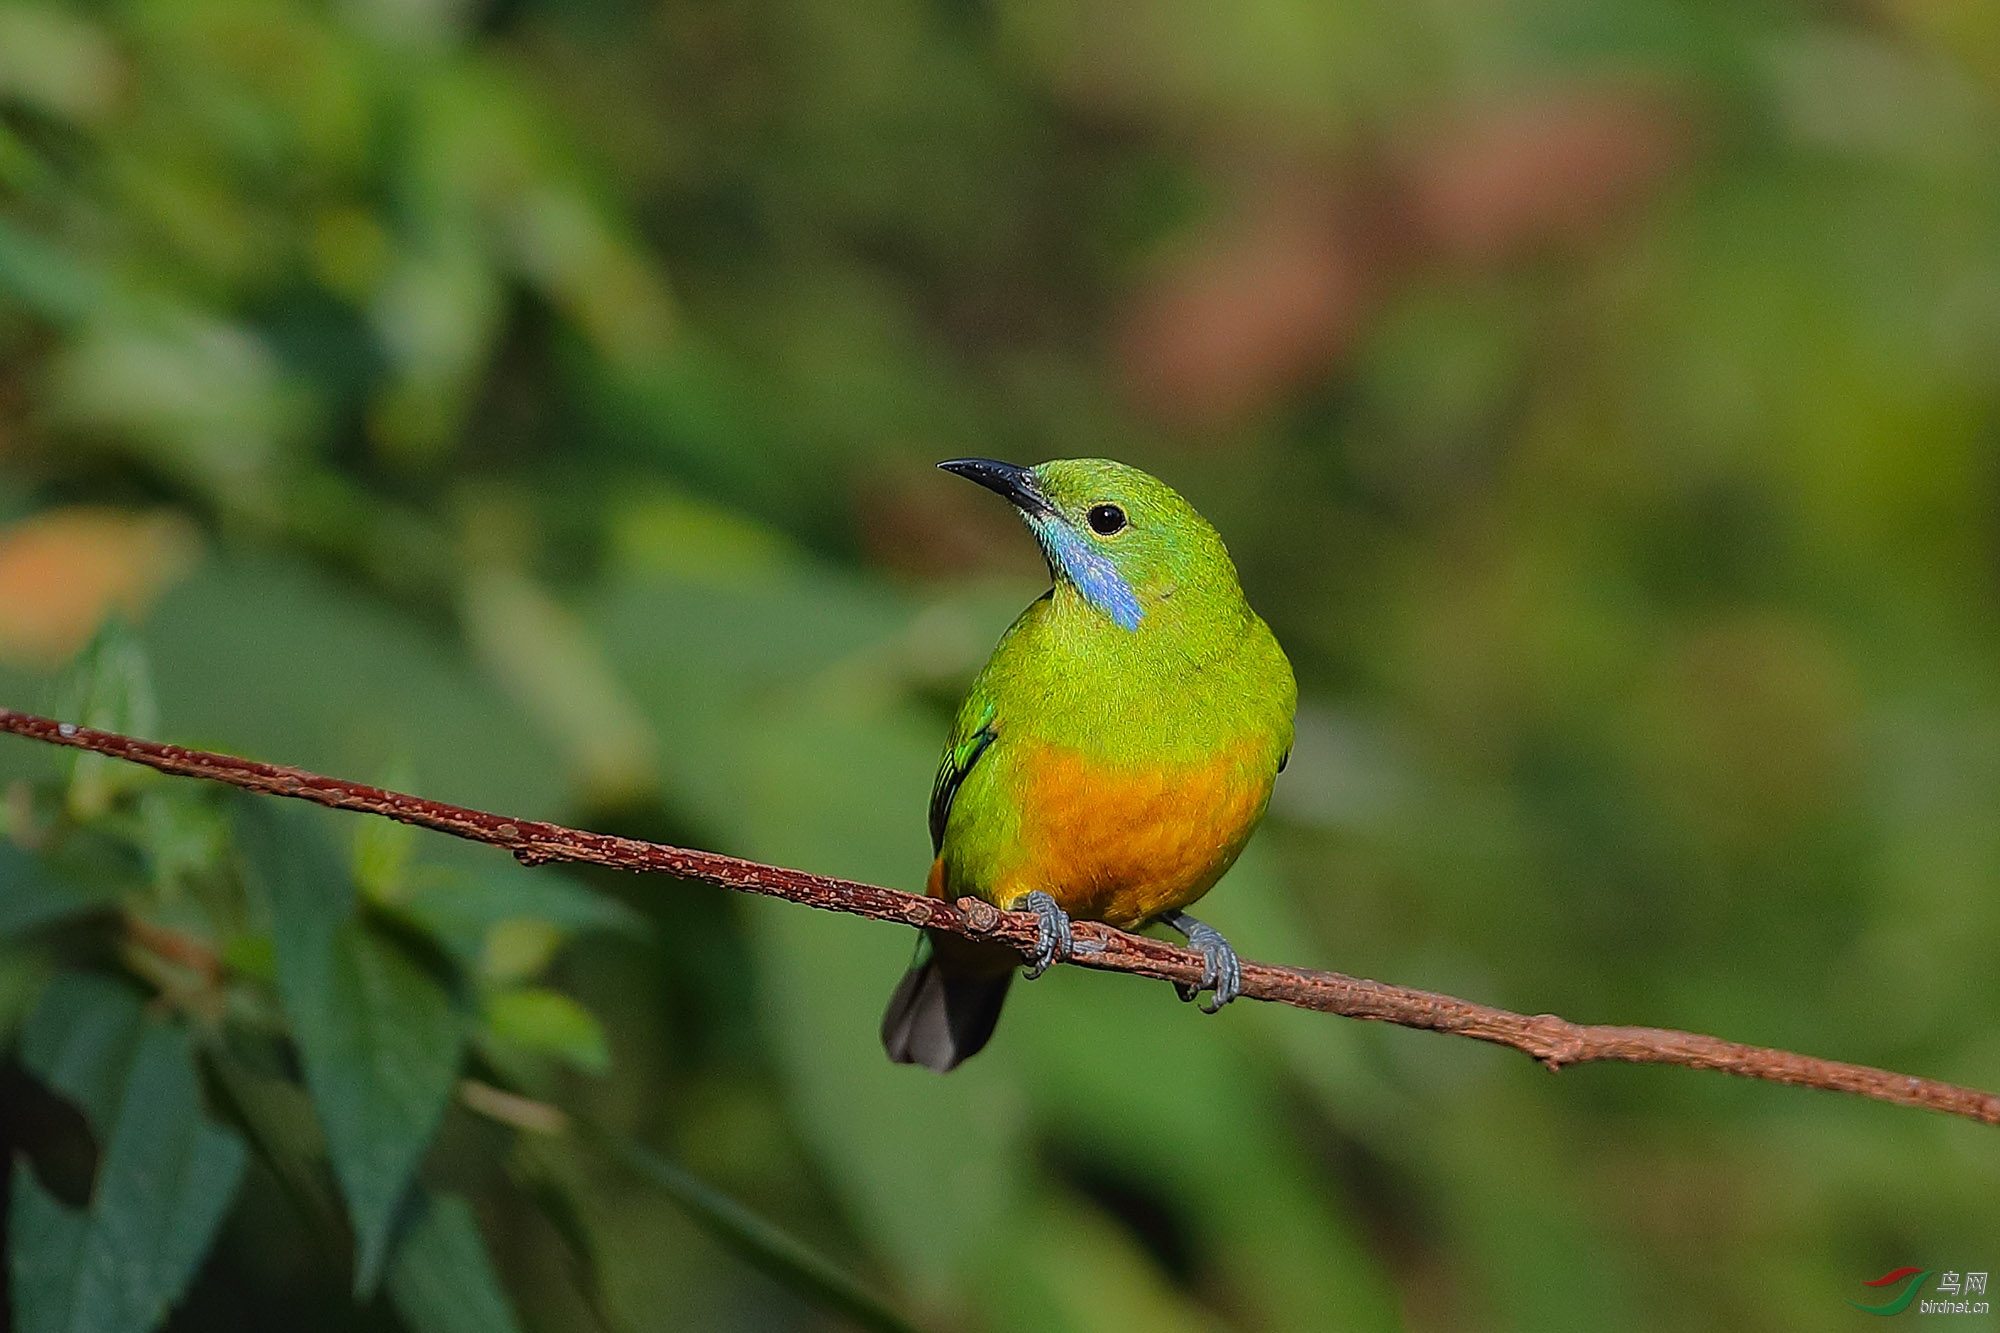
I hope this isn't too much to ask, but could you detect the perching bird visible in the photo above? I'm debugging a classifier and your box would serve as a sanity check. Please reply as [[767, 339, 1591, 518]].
[[882, 458, 1296, 1071]]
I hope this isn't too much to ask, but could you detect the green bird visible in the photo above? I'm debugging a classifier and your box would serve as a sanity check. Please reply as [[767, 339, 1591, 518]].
[[882, 457, 1297, 1071]]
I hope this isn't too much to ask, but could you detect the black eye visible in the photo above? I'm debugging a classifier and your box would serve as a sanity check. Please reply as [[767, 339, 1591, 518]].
[[1087, 504, 1127, 535]]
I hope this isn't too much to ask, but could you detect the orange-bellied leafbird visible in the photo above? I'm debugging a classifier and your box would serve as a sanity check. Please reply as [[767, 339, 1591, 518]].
[[882, 458, 1296, 1071]]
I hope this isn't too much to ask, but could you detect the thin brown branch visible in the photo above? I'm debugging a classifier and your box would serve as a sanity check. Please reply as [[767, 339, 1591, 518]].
[[460, 1079, 571, 1136], [3, 705, 1995, 1128]]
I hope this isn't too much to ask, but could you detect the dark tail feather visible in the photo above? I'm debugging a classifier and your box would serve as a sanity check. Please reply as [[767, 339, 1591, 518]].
[[880, 936, 1014, 1072]]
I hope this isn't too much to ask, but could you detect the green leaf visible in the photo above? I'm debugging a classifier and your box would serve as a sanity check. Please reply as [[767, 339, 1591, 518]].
[[390, 853, 643, 974], [134, 787, 231, 888], [9, 972, 247, 1333], [476, 920, 563, 986], [0, 947, 54, 1049], [200, 1041, 345, 1249], [481, 987, 610, 1075], [608, 1138, 919, 1333], [351, 760, 419, 904], [51, 620, 158, 822], [459, 568, 658, 805], [0, 8, 118, 129], [387, 1191, 522, 1333], [245, 802, 465, 1297], [134, 553, 571, 819], [397, 851, 644, 944], [17, 972, 144, 1127], [0, 842, 116, 938], [0, 217, 107, 326]]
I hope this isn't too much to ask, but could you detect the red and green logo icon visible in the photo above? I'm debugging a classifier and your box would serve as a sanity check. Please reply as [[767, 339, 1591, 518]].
[[1851, 1268, 1932, 1316], [1849, 1267, 1991, 1316]]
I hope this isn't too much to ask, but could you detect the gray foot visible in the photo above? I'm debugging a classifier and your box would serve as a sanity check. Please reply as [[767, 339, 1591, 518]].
[[1163, 911, 1241, 1013], [1020, 891, 1073, 980]]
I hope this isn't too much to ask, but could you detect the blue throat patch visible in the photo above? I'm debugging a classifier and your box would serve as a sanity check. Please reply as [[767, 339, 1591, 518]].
[[1030, 516, 1144, 631]]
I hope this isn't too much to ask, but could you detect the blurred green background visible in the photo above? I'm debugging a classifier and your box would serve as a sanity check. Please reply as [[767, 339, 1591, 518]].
[[2, 0, 1999, 1329]]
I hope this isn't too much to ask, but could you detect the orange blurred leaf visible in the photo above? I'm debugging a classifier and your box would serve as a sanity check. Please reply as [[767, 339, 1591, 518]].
[[0, 508, 201, 666]]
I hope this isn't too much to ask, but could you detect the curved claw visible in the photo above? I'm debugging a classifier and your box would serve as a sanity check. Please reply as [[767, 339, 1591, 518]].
[[1164, 911, 1241, 1013], [1020, 890, 1073, 980]]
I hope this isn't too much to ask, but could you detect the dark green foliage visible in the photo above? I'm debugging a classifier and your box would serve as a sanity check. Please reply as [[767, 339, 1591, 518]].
[[607, 1141, 919, 1333], [10, 975, 245, 1333], [0, 843, 111, 938], [1, 635, 901, 1330], [246, 801, 466, 1295], [387, 1192, 523, 1333]]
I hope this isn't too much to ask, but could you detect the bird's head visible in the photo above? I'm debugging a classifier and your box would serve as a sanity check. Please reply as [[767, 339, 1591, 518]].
[[938, 457, 1239, 632]]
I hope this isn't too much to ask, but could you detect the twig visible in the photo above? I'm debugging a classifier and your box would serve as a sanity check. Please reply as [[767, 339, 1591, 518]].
[[599, 1136, 919, 1333], [2, 705, 1995, 1128], [460, 1079, 571, 1136]]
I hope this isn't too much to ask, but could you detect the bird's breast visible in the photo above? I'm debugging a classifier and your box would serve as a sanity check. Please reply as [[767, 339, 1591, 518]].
[[988, 737, 1275, 929]]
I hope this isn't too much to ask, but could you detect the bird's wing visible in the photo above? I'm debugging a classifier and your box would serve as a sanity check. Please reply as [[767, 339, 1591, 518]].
[[929, 694, 998, 856]]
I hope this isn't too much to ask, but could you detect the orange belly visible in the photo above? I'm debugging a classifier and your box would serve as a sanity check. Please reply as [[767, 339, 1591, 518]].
[[997, 741, 1272, 929]]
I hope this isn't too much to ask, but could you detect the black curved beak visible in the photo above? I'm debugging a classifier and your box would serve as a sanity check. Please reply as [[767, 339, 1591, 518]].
[[937, 458, 1053, 517]]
